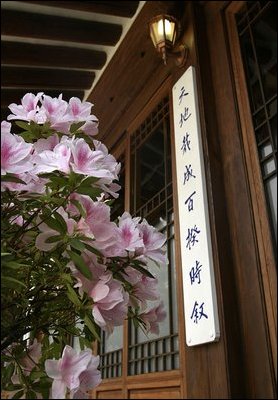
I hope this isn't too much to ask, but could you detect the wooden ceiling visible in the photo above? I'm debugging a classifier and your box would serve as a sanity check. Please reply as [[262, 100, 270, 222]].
[[1, 1, 141, 121]]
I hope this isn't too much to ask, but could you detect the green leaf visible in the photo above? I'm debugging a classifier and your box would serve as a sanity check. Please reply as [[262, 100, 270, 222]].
[[83, 242, 102, 257], [66, 284, 81, 307], [1, 174, 26, 184], [29, 370, 45, 380], [4, 261, 30, 269], [70, 121, 85, 133], [20, 131, 35, 142], [80, 176, 99, 186], [15, 120, 30, 130], [43, 214, 64, 234], [70, 199, 86, 218], [5, 384, 22, 391], [76, 185, 102, 199], [53, 211, 67, 234], [26, 390, 37, 399], [48, 176, 68, 188], [130, 263, 155, 279], [45, 234, 63, 243], [1, 276, 27, 290], [69, 238, 85, 252], [61, 273, 73, 284], [4, 361, 15, 382], [67, 250, 92, 280], [12, 390, 25, 399], [84, 314, 100, 341]]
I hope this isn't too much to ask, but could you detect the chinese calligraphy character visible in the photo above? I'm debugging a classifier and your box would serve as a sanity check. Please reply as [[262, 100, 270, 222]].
[[185, 225, 200, 250], [181, 132, 191, 154], [184, 191, 196, 212], [179, 86, 189, 105], [189, 260, 202, 284], [183, 164, 196, 184], [190, 301, 208, 324], [179, 107, 192, 128]]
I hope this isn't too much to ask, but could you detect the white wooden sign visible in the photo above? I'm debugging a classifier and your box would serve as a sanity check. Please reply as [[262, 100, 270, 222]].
[[172, 66, 220, 346]]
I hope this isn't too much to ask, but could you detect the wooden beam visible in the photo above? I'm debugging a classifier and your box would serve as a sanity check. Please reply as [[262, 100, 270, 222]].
[[1, 9, 122, 46], [1, 88, 85, 108], [21, 1, 140, 18], [86, 1, 181, 146], [2, 66, 94, 90], [1, 41, 107, 69]]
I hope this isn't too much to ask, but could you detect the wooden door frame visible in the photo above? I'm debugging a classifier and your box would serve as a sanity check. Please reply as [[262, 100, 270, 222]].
[[225, 1, 277, 382], [93, 77, 186, 399]]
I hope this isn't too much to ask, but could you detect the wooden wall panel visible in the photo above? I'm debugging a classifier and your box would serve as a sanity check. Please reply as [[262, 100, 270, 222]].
[[129, 387, 181, 399], [97, 390, 123, 399]]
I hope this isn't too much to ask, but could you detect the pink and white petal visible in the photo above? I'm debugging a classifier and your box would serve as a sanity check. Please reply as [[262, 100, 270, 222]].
[[35, 231, 58, 252], [92, 223, 115, 242], [79, 366, 101, 391], [45, 359, 61, 380], [51, 379, 67, 399], [90, 282, 109, 302], [92, 305, 106, 327]]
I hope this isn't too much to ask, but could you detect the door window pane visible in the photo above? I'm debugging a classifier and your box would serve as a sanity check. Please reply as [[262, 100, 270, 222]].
[[237, 1, 277, 249]]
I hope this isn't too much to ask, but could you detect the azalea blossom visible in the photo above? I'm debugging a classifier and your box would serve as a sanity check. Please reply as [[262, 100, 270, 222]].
[[72, 355, 101, 399], [90, 278, 129, 333], [40, 94, 71, 133], [69, 251, 129, 333], [70, 138, 116, 180], [11, 339, 42, 385], [139, 302, 167, 335], [45, 345, 100, 399], [116, 212, 144, 253], [137, 218, 168, 264], [1, 171, 48, 194], [1, 129, 33, 175], [7, 92, 44, 123], [66, 97, 97, 126], [35, 207, 76, 251], [77, 195, 118, 251], [32, 141, 72, 175], [1, 91, 168, 399], [130, 275, 159, 310]]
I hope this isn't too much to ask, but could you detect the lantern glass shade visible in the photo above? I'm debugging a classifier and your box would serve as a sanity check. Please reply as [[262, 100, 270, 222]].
[[149, 15, 178, 50]]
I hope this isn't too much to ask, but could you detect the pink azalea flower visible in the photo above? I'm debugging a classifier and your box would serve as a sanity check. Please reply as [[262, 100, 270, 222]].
[[1, 130, 33, 175], [41, 94, 71, 133], [1, 120, 12, 134], [69, 251, 129, 333], [33, 133, 60, 153], [81, 120, 99, 137], [21, 339, 42, 373], [93, 140, 120, 180], [35, 207, 75, 251], [91, 279, 129, 333], [137, 219, 168, 264], [1, 172, 48, 194], [96, 181, 121, 199], [80, 197, 117, 250], [131, 275, 159, 309], [11, 339, 42, 385], [117, 212, 144, 253], [72, 356, 101, 399], [66, 97, 94, 121], [33, 142, 72, 174], [139, 302, 166, 335], [69, 252, 108, 295], [7, 92, 44, 122], [70, 138, 114, 179], [45, 346, 95, 399]]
